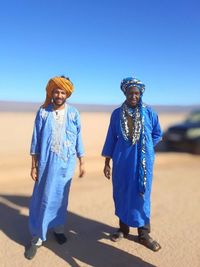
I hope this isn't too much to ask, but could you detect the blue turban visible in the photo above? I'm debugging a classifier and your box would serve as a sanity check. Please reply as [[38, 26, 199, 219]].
[[120, 77, 145, 95]]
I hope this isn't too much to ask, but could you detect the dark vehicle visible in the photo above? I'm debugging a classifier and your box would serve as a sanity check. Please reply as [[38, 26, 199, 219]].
[[163, 110, 200, 154]]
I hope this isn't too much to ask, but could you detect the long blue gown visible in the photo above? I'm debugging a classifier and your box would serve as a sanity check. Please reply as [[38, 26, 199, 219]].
[[102, 105, 162, 227], [29, 104, 84, 241]]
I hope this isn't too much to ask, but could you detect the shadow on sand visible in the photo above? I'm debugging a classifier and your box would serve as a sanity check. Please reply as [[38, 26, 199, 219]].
[[0, 194, 156, 267]]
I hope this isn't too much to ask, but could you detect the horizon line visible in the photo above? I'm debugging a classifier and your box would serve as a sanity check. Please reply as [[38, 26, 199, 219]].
[[0, 100, 200, 113]]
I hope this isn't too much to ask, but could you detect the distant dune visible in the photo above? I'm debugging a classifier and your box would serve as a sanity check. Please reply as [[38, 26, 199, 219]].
[[0, 100, 200, 113]]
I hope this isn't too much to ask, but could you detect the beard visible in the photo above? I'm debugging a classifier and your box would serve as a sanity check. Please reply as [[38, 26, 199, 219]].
[[52, 98, 66, 107]]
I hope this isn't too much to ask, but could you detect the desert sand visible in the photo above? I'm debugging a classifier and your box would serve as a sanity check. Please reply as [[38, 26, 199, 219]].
[[0, 111, 200, 267]]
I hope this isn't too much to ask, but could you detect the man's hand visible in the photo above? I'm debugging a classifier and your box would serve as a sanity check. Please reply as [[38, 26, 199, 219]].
[[78, 157, 85, 178], [30, 167, 38, 181], [104, 164, 111, 179], [79, 162, 85, 178], [104, 157, 111, 179]]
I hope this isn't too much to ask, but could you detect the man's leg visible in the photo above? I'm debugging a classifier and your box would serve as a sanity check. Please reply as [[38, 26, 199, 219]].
[[137, 223, 151, 239], [119, 220, 130, 236], [138, 223, 161, 252], [53, 225, 67, 244], [24, 237, 43, 260], [111, 220, 130, 242]]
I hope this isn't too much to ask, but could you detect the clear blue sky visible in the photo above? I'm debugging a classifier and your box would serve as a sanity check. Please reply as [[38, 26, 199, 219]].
[[0, 0, 199, 105]]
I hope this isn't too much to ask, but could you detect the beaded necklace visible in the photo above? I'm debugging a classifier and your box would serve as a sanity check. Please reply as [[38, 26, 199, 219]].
[[121, 102, 141, 144], [120, 101, 147, 196]]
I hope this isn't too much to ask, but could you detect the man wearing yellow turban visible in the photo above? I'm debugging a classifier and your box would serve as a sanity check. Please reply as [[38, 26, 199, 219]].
[[25, 76, 85, 260], [43, 76, 74, 108]]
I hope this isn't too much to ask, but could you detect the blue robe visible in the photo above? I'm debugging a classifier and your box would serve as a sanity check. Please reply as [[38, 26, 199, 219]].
[[29, 104, 84, 241], [102, 105, 162, 227]]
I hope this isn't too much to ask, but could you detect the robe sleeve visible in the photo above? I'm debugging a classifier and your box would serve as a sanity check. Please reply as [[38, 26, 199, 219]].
[[75, 111, 84, 157], [30, 109, 43, 155], [102, 111, 118, 158], [151, 110, 163, 147]]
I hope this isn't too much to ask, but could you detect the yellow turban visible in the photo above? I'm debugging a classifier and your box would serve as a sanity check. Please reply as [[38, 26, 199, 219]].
[[42, 76, 74, 108]]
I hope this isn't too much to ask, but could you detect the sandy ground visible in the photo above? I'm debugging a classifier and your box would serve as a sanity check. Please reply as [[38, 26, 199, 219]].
[[0, 111, 200, 267]]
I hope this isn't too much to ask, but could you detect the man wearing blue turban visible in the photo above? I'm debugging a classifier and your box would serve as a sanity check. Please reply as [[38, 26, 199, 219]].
[[102, 76, 162, 251]]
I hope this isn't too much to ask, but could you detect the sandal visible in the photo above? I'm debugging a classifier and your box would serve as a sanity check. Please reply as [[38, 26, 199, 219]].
[[138, 236, 161, 252], [111, 230, 128, 242], [24, 243, 41, 260]]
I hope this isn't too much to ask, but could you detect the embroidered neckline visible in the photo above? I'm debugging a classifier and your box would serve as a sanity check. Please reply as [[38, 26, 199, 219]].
[[50, 105, 68, 161], [53, 109, 65, 124]]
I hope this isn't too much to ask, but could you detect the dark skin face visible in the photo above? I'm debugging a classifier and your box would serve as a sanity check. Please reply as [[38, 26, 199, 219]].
[[125, 86, 141, 108], [52, 88, 67, 109]]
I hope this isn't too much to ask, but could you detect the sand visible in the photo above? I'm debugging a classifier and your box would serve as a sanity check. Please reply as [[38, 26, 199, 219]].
[[0, 111, 199, 267]]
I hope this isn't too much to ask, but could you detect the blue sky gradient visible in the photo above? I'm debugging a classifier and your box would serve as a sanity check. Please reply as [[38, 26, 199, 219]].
[[0, 0, 199, 105]]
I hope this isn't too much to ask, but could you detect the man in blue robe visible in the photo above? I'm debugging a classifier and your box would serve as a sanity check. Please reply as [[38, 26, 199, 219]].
[[102, 76, 162, 252], [25, 76, 85, 260]]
